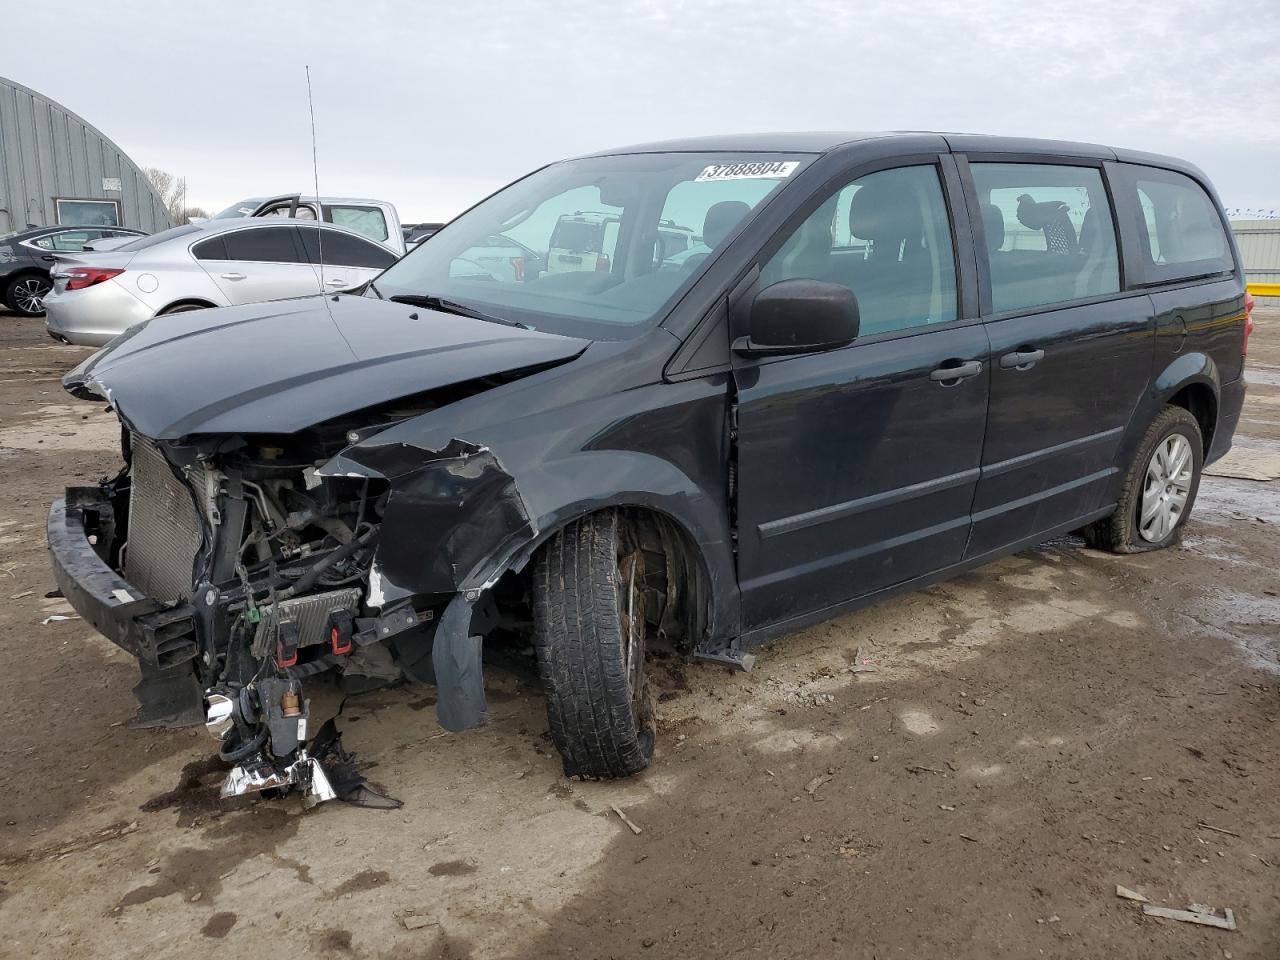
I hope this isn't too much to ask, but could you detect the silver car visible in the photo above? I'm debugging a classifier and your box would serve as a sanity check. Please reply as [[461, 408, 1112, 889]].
[[44, 218, 398, 346]]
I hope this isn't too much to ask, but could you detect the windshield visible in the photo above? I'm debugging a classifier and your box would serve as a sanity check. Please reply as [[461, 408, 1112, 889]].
[[212, 198, 265, 219], [371, 152, 811, 339]]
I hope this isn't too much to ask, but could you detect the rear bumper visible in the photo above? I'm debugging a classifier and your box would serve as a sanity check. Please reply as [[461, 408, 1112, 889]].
[[47, 491, 199, 667], [44, 281, 152, 347]]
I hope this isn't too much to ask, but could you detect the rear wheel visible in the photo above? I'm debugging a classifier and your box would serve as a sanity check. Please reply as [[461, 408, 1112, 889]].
[[532, 510, 655, 779], [1084, 405, 1203, 553], [5, 274, 51, 316], [159, 302, 210, 315]]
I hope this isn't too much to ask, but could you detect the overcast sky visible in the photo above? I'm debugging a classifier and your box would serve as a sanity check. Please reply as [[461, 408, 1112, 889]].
[[8, 0, 1279, 221]]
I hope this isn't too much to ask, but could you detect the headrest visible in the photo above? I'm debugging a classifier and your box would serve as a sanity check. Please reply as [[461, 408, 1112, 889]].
[[848, 182, 920, 244], [981, 203, 1005, 251], [1015, 195, 1069, 230], [702, 201, 751, 249]]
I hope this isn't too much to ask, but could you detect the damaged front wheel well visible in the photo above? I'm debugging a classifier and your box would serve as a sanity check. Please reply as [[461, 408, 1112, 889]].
[[496, 506, 710, 653]]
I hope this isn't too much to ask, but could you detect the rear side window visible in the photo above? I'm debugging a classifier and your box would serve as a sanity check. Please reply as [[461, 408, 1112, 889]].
[[298, 227, 397, 269], [1117, 165, 1233, 284], [222, 227, 304, 263], [328, 205, 389, 242], [971, 163, 1120, 313]]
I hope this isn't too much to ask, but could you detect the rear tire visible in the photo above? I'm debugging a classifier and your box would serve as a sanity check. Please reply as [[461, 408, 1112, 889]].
[[1083, 405, 1203, 553], [532, 510, 655, 779], [5, 274, 51, 317], [159, 302, 210, 315]]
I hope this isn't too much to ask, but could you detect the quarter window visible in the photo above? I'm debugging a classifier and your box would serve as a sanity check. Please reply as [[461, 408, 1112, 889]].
[[222, 227, 304, 264], [1120, 165, 1233, 284], [971, 163, 1120, 313], [760, 165, 957, 336]]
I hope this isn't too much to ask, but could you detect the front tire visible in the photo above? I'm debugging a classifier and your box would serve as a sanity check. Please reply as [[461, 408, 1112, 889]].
[[1084, 405, 1203, 553], [532, 510, 655, 779]]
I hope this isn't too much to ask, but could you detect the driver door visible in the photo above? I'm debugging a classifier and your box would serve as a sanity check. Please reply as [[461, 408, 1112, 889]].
[[732, 162, 990, 631]]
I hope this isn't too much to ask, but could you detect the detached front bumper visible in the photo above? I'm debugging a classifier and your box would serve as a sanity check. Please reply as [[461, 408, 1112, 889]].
[[48, 490, 204, 725]]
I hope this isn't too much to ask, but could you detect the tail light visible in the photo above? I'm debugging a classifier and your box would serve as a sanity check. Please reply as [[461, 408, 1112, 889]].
[[1243, 291, 1255, 356], [510, 257, 525, 282], [595, 254, 610, 272], [64, 267, 124, 291]]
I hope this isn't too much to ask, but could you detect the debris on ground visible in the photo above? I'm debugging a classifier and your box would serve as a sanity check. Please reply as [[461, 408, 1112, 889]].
[[40, 614, 80, 625], [1115, 884, 1150, 903], [611, 804, 643, 835], [1197, 820, 1241, 838], [1141, 903, 1237, 931], [402, 914, 438, 931], [849, 645, 877, 675], [804, 772, 833, 796]]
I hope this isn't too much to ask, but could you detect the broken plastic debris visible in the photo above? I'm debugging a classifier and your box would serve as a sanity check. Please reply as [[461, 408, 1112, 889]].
[[41, 614, 81, 625]]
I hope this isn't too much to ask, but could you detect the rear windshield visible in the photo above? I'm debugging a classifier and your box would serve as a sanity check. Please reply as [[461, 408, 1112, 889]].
[[550, 219, 606, 253], [114, 224, 202, 251]]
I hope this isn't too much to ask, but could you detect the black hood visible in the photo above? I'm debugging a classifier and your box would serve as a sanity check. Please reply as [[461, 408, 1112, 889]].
[[64, 295, 589, 439]]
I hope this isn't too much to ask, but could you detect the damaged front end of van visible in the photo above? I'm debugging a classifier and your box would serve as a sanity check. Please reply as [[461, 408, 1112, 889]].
[[47, 296, 589, 802]]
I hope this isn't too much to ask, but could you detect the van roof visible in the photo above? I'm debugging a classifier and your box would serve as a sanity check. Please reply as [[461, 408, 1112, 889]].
[[581, 132, 1205, 179]]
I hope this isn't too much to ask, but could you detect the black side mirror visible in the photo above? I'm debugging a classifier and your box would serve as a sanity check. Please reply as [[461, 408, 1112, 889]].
[[734, 279, 860, 357]]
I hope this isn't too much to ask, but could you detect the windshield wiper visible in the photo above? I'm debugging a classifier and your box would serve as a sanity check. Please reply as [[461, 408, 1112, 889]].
[[388, 293, 528, 329]]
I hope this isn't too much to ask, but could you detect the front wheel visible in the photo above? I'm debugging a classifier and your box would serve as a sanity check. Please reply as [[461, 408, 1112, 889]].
[[1084, 405, 1203, 553], [532, 510, 655, 779]]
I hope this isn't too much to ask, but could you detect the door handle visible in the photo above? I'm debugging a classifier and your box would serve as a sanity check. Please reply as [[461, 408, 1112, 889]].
[[325, 278, 345, 286], [999, 348, 1045, 371], [930, 359, 983, 385], [220, 272, 246, 281]]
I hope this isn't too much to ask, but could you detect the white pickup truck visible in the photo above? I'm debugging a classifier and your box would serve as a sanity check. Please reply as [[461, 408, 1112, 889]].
[[210, 194, 405, 256]]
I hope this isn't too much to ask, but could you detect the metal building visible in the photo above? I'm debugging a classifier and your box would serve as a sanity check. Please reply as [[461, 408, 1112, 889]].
[[0, 75, 173, 235], [1230, 220, 1280, 297]]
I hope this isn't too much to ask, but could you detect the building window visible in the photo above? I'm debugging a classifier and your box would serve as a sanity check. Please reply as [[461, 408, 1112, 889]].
[[55, 199, 121, 227]]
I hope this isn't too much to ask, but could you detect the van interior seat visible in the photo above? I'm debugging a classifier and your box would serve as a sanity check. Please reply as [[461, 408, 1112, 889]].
[[837, 181, 931, 334], [987, 194, 1113, 312], [681, 201, 752, 272]]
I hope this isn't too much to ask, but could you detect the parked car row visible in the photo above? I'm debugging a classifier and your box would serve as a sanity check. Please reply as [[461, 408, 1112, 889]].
[[47, 132, 1249, 798], [0, 225, 146, 315]]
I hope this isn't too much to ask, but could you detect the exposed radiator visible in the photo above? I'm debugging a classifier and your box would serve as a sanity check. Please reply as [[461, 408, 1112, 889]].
[[126, 437, 205, 602]]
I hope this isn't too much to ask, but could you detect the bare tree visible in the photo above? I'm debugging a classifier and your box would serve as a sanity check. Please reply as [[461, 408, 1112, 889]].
[[144, 166, 196, 225]]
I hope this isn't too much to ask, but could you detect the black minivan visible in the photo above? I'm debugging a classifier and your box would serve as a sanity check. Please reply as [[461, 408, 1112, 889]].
[[50, 133, 1249, 795]]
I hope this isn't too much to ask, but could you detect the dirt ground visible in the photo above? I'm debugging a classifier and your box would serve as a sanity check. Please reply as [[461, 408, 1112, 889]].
[[1, 304, 1278, 960]]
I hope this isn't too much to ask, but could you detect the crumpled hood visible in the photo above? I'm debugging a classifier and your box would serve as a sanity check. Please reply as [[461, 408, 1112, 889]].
[[63, 295, 589, 439]]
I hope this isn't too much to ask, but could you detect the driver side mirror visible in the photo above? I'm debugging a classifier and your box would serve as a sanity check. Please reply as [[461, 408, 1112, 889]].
[[733, 279, 860, 357]]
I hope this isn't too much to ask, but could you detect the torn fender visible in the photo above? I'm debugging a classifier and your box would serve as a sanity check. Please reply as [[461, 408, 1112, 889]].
[[319, 438, 534, 733], [320, 437, 536, 602], [432, 593, 487, 731]]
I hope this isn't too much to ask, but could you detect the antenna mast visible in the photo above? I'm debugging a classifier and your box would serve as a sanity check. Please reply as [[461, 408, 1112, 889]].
[[305, 65, 327, 298]]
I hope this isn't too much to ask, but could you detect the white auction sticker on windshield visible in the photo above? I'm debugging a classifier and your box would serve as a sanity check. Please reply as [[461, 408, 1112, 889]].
[[695, 160, 800, 182]]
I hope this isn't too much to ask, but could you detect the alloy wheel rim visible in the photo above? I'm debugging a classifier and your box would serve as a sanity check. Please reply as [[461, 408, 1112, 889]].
[[1139, 433, 1193, 542], [13, 277, 50, 314]]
